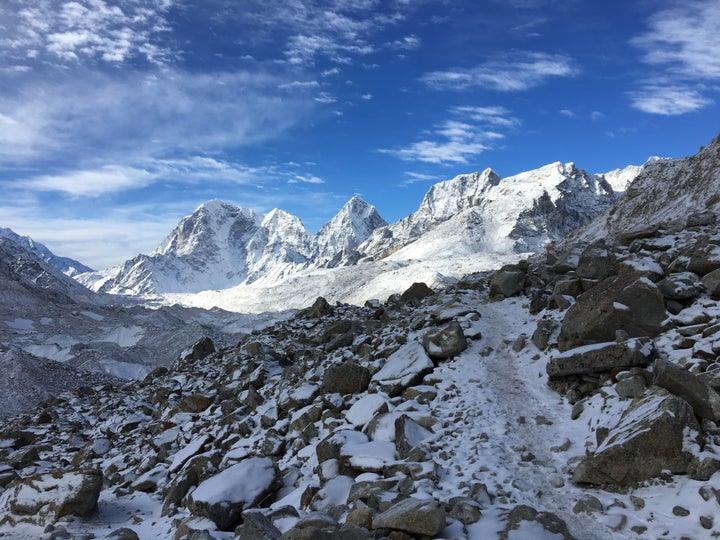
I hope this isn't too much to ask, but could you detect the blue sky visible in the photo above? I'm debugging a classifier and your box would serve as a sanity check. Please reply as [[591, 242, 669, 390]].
[[1, 0, 719, 268]]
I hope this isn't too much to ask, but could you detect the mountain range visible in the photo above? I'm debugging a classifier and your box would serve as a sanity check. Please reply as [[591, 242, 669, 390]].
[[76, 160, 636, 298]]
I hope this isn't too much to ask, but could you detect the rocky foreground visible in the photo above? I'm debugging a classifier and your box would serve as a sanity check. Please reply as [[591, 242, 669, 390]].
[[2, 212, 720, 539]]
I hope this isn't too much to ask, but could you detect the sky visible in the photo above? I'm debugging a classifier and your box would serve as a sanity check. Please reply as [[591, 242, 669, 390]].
[[0, 0, 719, 269]]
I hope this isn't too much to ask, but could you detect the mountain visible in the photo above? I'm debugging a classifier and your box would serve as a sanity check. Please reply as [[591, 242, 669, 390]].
[[354, 162, 619, 263], [0, 227, 92, 277], [573, 133, 720, 244], [79, 196, 387, 295], [315, 195, 388, 266]]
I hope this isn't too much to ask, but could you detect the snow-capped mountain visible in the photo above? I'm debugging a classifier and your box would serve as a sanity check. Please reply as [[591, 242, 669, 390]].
[[0, 227, 92, 277], [354, 162, 619, 263], [315, 195, 388, 266], [78, 196, 387, 295]]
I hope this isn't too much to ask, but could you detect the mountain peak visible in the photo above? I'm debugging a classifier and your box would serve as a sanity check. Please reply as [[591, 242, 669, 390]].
[[0, 227, 92, 276]]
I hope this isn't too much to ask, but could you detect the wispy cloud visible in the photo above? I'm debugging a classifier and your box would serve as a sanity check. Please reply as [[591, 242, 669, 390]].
[[421, 51, 577, 92], [629, 1, 720, 115], [559, 109, 576, 118], [1, 0, 175, 67], [289, 174, 325, 185], [379, 105, 518, 165]]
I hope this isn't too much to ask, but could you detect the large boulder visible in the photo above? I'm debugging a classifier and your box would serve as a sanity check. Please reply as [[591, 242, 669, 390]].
[[657, 272, 701, 301], [572, 389, 700, 486], [702, 268, 720, 299], [558, 276, 667, 351], [371, 342, 434, 396], [654, 359, 720, 421], [322, 362, 370, 395], [372, 497, 446, 536], [422, 321, 468, 361], [1, 468, 102, 525], [547, 338, 657, 377], [489, 264, 527, 298], [187, 457, 280, 530], [399, 282, 434, 306], [576, 242, 618, 281]]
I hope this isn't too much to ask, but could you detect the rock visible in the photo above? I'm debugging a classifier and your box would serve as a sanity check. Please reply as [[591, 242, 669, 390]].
[[447, 497, 482, 525], [658, 272, 701, 301], [422, 321, 468, 361], [489, 264, 527, 298], [299, 297, 334, 319], [531, 318, 557, 351], [653, 359, 720, 421], [615, 374, 647, 399], [399, 282, 434, 306], [236, 510, 282, 540], [687, 244, 720, 275], [701, 268, 720, 299], [500, 505, 575, 540], [103, 528, 140, 540], [316, 430, 369, 464], [576, 242, 618, 281], [558, 276, 667, 351], [371, 497, 446, 536], [3, 468, 102, 524], [687, 211, 717, 227], [547, 338, 657, 377], [672, 505, 690, 517], [572, 389, 700, 485], [322, 362, 370, 395], [372, 342, 434, 396], [395, 415, 433, 459], [181, 337, 216, 362], [688, 455, 720, 481], [187, 457, 280, 530], [617, 224, 660, 244], [572, 495, 603, 514], [552, 278, 583, 298], [177, 393, 213, 414]]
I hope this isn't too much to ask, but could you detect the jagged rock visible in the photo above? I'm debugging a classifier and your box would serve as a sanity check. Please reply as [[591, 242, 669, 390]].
[[552, 278, 583, 298], [688, 455, 720, 481], [322, 362, 370, 395], [687, 211, 717, 227], [615, 374, 647, 399], [489, 264, 527, 298], [658, 272, 701, 301], [103, 528, 140, 540], [422, 321, 468, 360], [576, 242, 618, 281], [177, 393, 213, 414], [316, 430, 369, 464], [572, 389, 700, 485], [547, 338, 657, 377], [395, 415, 433, 459], [0, 466, 19, 489], [236, 510, 282, 540], [182, 337, 216, 362], [447, 497, 482, 525], [371, 342, 434, 396], [300, 297, 334, 319], [653, 359, 720, 421], [2, 468, 102, 524], [399, 282, 434, 306], [187, 457, 280, 530], [371, 497, 446, 536], [687, 244, 720, 275], [531, 318, 557, 351], [702, 268, 720, 298], [500, 505, 575, 540], [558, 276, 667, 351]]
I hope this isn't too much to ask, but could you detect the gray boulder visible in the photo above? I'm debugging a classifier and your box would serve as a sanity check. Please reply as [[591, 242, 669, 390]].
[[547, 338, 657, 377], [395, 415, 433, 459], [236, 510, 282, 540], [572, 389, 700, 485], [322, 362, 370, 395], [658, 272, 701, 301], [500, 505, 575, 540], [687, 244, 720, 275], [371, 342, 434, 396], [576, 242, 618, 281], [372, 497, 446, 536], [687, 211, 717, 228], [3, 468, 102, 524], [558, 276, 667, 351], [489, 264, 527, 298], [399, 282, 434, 306], [422, 321, 468, 361], [653, 359, 720, 421], [702, 268, 720, 299], [187, 457, 280, 530]]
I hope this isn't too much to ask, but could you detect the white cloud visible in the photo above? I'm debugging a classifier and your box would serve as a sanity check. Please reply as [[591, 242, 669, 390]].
[[629, 85, 712, 116], [22, 165, 156, 196], [379, 105, 518, 165], [289, 174, 325, 185], [630, 1, 720, 115], [590, 110, 605, 120], [1, 0, 175, 66], [421, 51, 577, 92], [559, 109, 576, 118]]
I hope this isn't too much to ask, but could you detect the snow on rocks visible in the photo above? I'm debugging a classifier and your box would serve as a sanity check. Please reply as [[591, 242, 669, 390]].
[[371, 341, 434, 396]]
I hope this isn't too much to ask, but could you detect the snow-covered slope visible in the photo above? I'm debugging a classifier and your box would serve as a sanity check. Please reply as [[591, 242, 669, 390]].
[[0, 227, 92, 277]]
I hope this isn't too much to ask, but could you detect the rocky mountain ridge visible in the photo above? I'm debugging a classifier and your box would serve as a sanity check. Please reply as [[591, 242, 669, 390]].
[[0, 227, 92, 277], [77, 161, 631, 298]]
